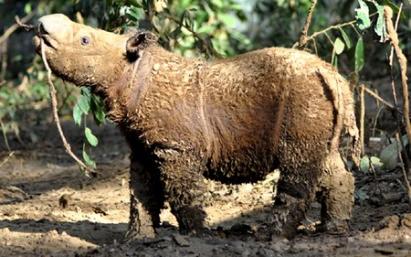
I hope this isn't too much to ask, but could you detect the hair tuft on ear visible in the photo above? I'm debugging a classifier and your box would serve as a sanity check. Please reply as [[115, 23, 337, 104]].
[[126, 31, 158, 62]]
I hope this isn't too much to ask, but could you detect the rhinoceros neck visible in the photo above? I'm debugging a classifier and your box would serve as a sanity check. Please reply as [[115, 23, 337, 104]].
[[101, 46, 193, 126], [96, 63, 138, 123]]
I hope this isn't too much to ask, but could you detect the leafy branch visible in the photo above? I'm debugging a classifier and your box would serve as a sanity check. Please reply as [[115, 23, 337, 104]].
[[162, 13, 218, 57], [296, 0, 317, 49]]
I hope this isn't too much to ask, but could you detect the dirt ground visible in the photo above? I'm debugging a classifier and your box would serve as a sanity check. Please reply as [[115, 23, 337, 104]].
[[0, 120, 410, 257]]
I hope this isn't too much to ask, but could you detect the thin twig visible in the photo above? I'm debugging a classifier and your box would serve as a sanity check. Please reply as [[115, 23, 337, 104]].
[[360, 84, 365, 155], [350, 23, 361, 37], [304, 12, 378, 44], [15, 15, 35, 31], [371, 106, 384, 138], [296, 0, 318, 49], [0, 120, 10, 151], [395, 133, 411, 202], [323, 31, 334, 46], [389, 3, 402, 107], [308, 21, 356, 43], [385, 6, 411, 158], [40, 40, 94, 176], [0, 13, 35, 45], [0, 43, 7, 80], [361, 84, 396, 111], [312, 39, 318, 55], [0, 151, 14, 169]]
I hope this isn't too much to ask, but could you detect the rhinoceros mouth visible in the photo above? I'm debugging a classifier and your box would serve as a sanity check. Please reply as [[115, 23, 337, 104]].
[[35, 33, 57, 49], [34, 22, 57, 52]]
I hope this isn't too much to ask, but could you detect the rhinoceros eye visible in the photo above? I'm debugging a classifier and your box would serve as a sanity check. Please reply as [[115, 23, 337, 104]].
[[81, 36, 90, 46]]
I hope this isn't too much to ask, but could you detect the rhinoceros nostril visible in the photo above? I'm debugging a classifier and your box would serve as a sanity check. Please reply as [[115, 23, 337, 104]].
[[36, 22, 56, 49], [37, 22, 48, 35]]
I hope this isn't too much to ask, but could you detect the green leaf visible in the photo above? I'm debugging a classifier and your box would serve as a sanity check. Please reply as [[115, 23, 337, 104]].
[[73, 104, 82, 126], [380, 135, 409, 170], [197, 24, 215, 34], [359, 156, 369, 172], [179, 0, 192, 9], [72, 87, 92, 124], [90, 95, 106, 125], [127, 10, 140, 21], [93, 109, 105, 125], [355, 37, 365, 73], [127, 0, 142, 7], [218, 13, 237, 28], [334, 37, 345, 55], [78, 95, 91, 114], [72, 95, 90, 126], [211, 0, 223, 8], [355, 0, 371, 30], [24, 3, 32, 14], [85, 127, 98, 147], [82, 147, 96, 169], [373, 2, 387, 42], [380, 141, 399, 170], [339, 28, 352, 49], [355, 187, 369, 201], [360, 155, 383, 172], [81, 87, 91, 97]]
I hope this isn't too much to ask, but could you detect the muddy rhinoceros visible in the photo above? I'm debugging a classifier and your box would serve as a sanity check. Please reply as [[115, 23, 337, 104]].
[[33, 14, 360, 239]]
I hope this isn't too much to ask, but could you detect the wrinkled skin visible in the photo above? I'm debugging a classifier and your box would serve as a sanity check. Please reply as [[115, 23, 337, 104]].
[[34, 14, 360, 239]]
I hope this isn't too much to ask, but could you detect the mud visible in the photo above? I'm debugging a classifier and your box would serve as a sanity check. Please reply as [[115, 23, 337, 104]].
[[0, 121, 410, 257]]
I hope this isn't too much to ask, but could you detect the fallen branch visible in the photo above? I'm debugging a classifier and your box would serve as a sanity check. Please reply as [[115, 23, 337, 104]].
[[296, 0, 318, 49], [0, 13, 34, 46], [40, 40, 94, 176], [384, 6, 411, 154]]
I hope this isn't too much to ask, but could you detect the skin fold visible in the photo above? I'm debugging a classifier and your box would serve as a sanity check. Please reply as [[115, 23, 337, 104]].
[[34, 14, 360, 239]]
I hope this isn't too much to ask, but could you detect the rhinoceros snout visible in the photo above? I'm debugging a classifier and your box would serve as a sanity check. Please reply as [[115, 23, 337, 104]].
[[37, 14, 72, 39]]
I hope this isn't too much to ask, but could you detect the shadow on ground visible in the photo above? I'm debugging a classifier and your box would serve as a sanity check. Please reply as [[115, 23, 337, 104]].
[[0, 119, 410, 257], [0, 219, 127, 245]]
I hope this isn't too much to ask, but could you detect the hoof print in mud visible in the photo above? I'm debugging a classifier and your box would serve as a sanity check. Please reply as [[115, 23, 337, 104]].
[[34, 14, 359, 239]]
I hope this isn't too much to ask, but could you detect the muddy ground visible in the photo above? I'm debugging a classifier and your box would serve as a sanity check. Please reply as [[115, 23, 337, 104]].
[[0, 119, 410, 257]]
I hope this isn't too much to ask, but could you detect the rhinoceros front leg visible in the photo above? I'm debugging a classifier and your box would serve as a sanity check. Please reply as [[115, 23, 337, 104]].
[[156, 148, 207, 235], [126, 155, 165, 241]]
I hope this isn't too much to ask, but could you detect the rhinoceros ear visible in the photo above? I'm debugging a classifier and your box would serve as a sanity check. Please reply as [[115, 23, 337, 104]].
[[126, 31, 158, 61]]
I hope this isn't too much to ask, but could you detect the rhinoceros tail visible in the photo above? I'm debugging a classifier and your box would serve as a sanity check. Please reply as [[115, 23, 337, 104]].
[[349, 123, 361, 168], [316, 68, 361, 168], [345, 85, 361, 168]]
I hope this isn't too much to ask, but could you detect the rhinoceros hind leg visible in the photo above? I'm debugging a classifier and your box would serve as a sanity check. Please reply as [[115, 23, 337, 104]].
[[271, 173, 318, 238], [317, 151, 355, 234]]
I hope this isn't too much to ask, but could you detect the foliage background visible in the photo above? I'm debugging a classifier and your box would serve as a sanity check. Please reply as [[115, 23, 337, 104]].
[[0, 0, 410, 171]]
